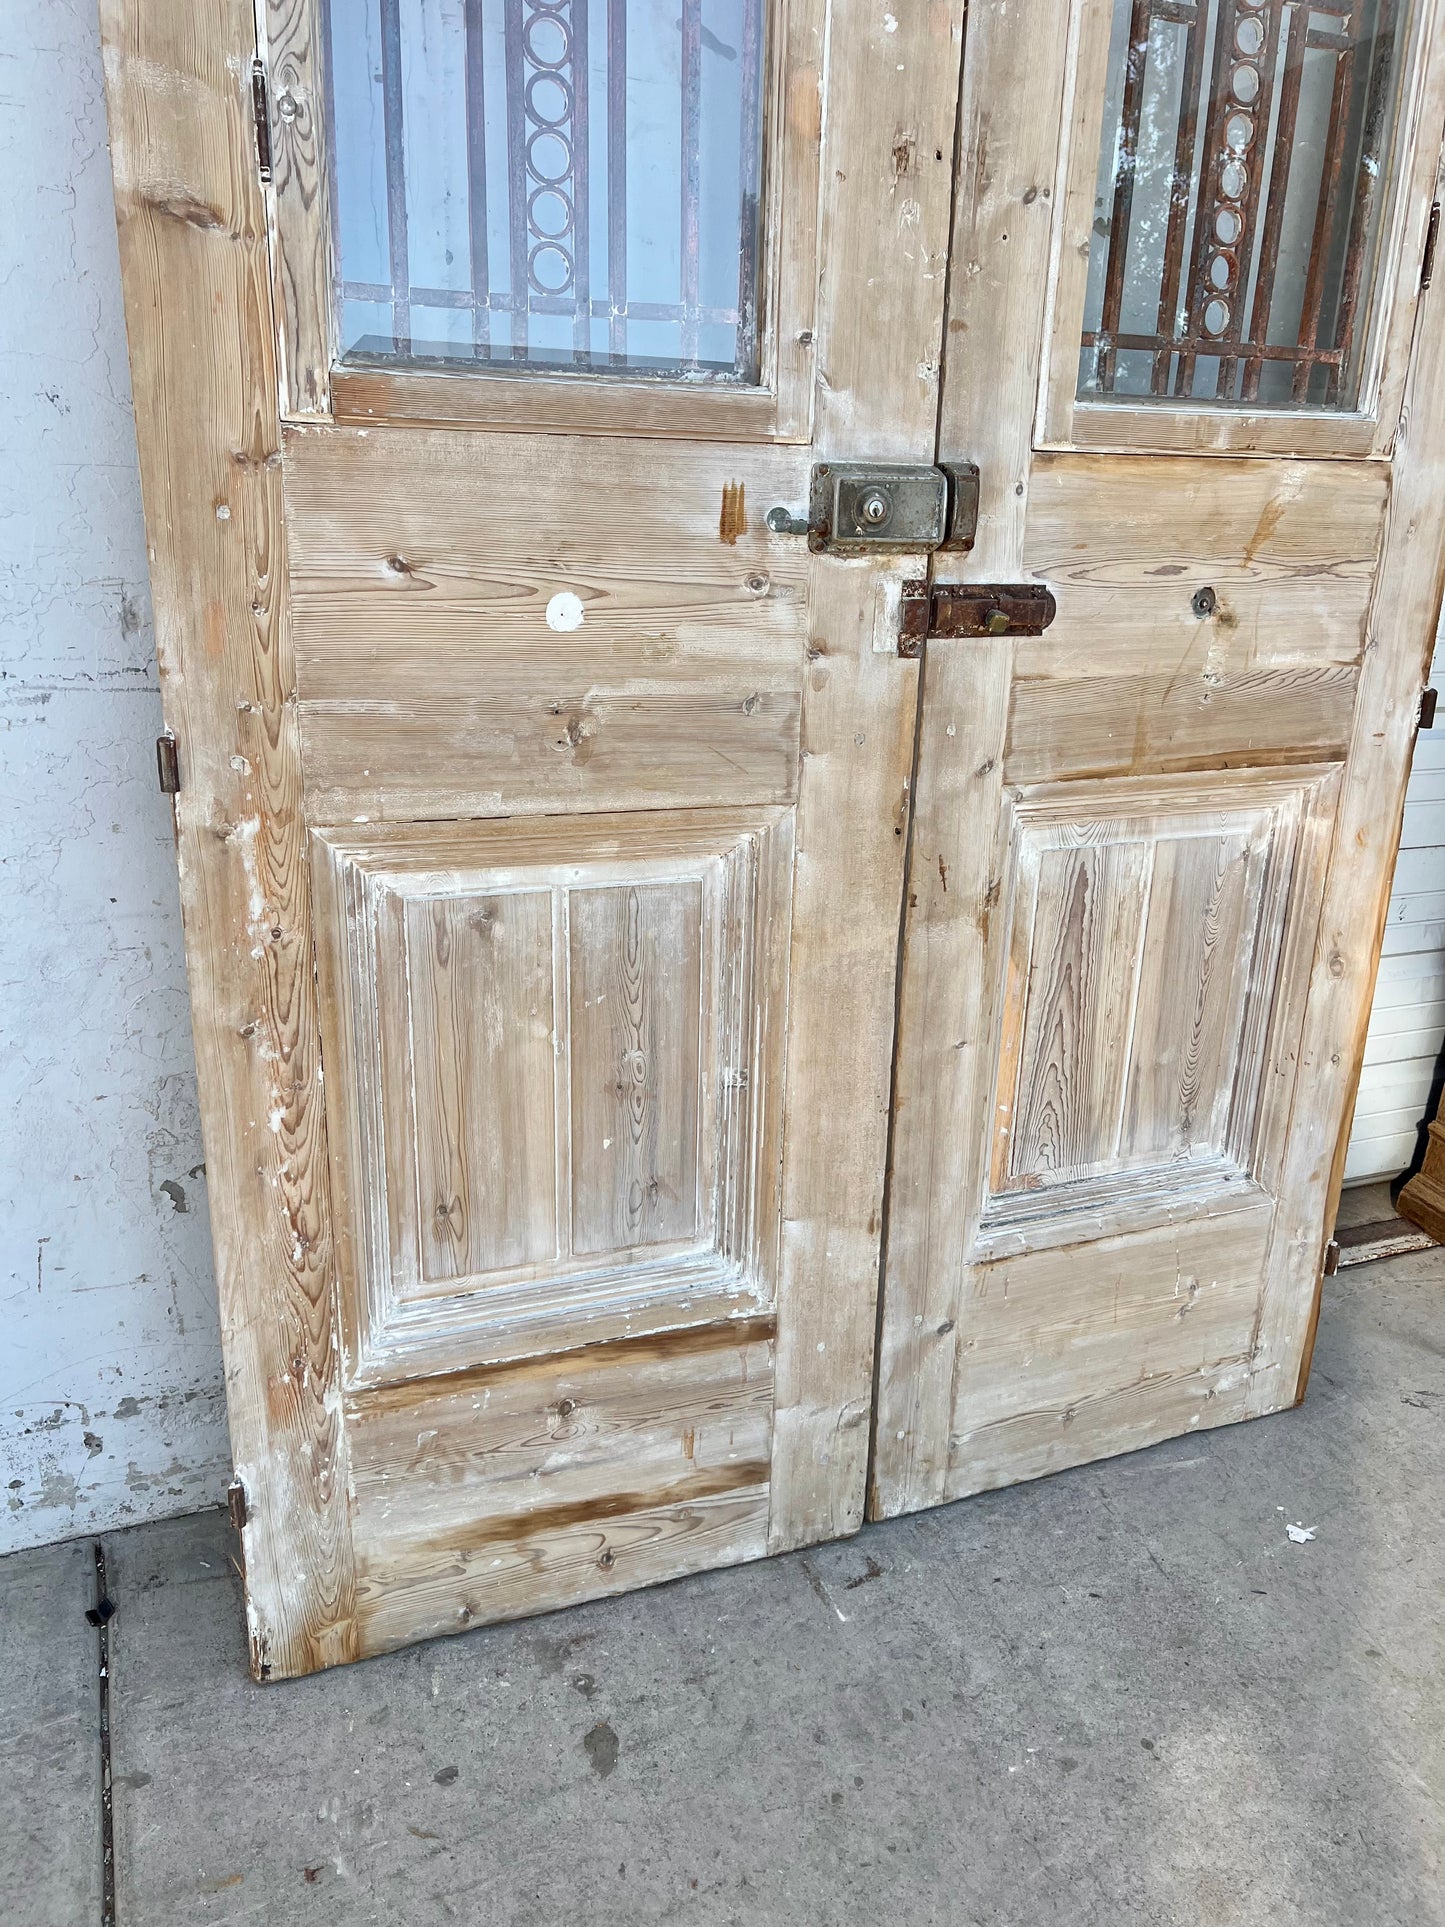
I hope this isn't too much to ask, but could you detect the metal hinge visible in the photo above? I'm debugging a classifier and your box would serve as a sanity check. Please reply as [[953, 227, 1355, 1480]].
[[897, 581, 1059, 658], [251, 58, 273, 184], [1423, 201, 1440, 291], [1421, 686, 1438, 729], [227, 1478, 249, 1532], [1323, 1238, 1341, 1278], [156, 733, 181, 794]]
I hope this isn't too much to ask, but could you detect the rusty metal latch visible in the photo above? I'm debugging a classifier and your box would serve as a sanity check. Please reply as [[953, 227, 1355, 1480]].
[[897, 581, 1059, 657], [1421, 686, 1438, 729], [767, 462, 979, 556]]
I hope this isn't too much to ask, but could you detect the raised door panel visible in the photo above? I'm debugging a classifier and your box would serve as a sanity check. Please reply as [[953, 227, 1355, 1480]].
[[980, 767, 1340, 1255], [312, 808, 793, 1384]]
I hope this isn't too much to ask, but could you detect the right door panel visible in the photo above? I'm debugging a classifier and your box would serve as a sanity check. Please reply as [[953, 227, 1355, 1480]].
[[872, 0, 1445, 1517]]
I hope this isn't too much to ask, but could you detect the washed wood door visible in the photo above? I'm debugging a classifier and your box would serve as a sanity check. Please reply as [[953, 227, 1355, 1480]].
[[874, 0, 1445, 1515], [101, 0, 967, 1676]]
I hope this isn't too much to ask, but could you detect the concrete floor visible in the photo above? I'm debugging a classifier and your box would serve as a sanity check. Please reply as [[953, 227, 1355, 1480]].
[[3, 1246, 1443, 1927]]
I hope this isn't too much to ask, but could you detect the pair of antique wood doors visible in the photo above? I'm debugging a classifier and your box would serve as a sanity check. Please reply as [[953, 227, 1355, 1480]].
[[103, 0, 1445, 1676]]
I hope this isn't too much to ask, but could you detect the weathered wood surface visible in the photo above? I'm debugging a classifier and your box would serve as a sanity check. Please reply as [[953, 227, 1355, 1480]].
[[311, 811, 792, 1386], [873, 4, 1445, 1521], [260, 0, 332, 417], [100, 0, 358, 1678], [1265, 142, 1445, 1412], [349, 1320, 776, 1657], [767, 0, 966, 1551], [285, 426, 810, 822]]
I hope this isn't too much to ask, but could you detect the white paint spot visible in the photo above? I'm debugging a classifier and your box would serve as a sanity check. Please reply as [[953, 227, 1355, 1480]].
[[215, 503, 231, 521], [546, 590, 585, 632], [883, 11, 898, 27]]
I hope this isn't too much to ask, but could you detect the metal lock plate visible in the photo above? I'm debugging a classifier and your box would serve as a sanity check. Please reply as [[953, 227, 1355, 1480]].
[[804, 463, 979, 556]]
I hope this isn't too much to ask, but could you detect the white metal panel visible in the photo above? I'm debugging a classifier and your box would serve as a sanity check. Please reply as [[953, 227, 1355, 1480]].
[[1345, 632, 1445, 1184]]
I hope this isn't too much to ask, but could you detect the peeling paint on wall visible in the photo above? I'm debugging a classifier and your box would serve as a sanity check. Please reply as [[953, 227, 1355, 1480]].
[[0, 2, 230, 1554]]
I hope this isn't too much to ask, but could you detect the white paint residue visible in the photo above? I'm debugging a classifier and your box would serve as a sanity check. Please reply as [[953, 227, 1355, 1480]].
[[546, 590, 585, 633], [1286, 1522, 1316, 1544], [883, 10, 898, 27]]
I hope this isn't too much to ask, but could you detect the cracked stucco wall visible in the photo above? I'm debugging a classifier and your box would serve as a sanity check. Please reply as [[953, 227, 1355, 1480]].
[[1, 3, 231, 1553]]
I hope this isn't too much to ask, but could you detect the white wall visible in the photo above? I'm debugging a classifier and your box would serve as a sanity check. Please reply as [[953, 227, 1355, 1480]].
[[0, 2, 231, 1554], [1345, 629, 1445, 1184]]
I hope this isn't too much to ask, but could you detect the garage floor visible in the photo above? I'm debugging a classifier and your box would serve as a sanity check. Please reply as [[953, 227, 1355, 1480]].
[[5, 1231, 1443, 1927]]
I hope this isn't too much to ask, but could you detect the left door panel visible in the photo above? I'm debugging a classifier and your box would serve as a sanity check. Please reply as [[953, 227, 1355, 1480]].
[[102, 0, 967, 1673]]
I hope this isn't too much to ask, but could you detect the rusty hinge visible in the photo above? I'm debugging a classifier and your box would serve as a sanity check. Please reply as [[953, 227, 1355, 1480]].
[[1421, 686, 1438, 729], [227, 1478, 249, 1532], [1323, 1238, 1341, 1278], [251, 58, 273, 184], [898, 581, 1059, 658], [156, 733, 180, 794], [1423, 200, 1440, 291]]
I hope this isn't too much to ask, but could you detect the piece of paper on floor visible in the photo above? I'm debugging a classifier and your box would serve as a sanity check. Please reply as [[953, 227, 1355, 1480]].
[[1286, 1522, 1316, 1544]]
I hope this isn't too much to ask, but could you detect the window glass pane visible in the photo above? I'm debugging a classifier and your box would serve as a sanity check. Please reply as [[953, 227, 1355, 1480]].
[[324, 0, 766, 381], [1079, 0, 1410, 409]]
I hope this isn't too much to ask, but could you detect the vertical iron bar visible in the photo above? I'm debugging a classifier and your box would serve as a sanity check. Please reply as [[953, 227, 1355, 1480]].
[[1153, 2, 1207, 395], [607, 0, 628, 361], [570, 1, 591, 359], [1244, 0, 1308, 398], [1177, 0, 1239, 396], [735, 0, 763, 379], [464, 0, 492, 355], [378, 0, 411, 350], [680, 0, 703, 366], [1328, 0, 1398, 402], [504, 0, 530, 358], [1097, 0, 1155, 395], [1291, 1, 1360, 399], [1215, 0, 1285, 400]]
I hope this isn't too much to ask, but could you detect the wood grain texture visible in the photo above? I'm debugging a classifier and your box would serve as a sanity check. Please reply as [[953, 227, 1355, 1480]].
[[569, 881, 704, 1257], [766, 0, 966, 1552], [1000, 838, 1152, 1189], [99, 0, 357, 1679], [284, 425, 810, 822], [1258, 140, 1445, 1417], [936, 0, 1072, 576], [311, 810, 792, 1385], [876, 749, 1341, 1512], [947, 1204, 1271, 1498], [1007, 454, 1386, 781], [404, 889, 556, 1284], [260, 0, 332, 417], [349, 1319, 773, 1655]]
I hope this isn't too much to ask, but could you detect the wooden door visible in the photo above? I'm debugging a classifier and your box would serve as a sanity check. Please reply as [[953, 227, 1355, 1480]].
[[874, 0, 1445, 1516], [100, 0, 966, 1676]]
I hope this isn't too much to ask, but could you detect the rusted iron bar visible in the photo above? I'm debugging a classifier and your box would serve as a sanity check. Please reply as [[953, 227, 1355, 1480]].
[[1096, 0, 1156, 392], [1244, 0, 1309, 399]]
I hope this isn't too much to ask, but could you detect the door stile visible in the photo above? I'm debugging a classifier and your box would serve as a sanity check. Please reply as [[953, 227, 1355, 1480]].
[[766, 0, 968, 1549], [100, 0, 359, 1677], [870, 0, 1074, 1520], [1258, 133, 1445, 1415]]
